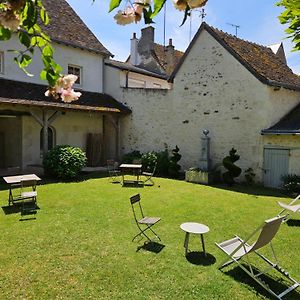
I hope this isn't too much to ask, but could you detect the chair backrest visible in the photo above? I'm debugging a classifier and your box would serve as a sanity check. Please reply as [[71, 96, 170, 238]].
[[107, 159, 117, 171], [130, 194, 144, 222], [132, 159, 142, 164], [289, 194, 300, 205], [21, 179, 37, 190], [250, 216, 284, 252]]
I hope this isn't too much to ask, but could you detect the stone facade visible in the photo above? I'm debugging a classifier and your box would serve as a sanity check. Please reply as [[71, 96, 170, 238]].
[[115, 28, 300, 185]]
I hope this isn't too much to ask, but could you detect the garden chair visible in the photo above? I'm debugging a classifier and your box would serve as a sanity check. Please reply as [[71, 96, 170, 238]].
[[130, 194, 161, 242], [107, 159, 121, 183], [215, 216, 299, 300], [277, 194, 300, 222], [142, 162, 157, 186], [17, 179, 38, 204]]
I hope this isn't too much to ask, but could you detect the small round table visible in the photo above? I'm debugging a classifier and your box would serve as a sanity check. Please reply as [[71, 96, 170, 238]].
[[180, 222, 210, 257]]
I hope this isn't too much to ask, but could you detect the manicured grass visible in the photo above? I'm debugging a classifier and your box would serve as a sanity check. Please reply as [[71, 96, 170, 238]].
[[0, 176, 299, 299]]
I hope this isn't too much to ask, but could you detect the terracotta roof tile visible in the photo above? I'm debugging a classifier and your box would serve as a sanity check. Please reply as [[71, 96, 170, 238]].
[[0, 78, 130, 114], [170, 23, 300, 90], [41, 0, 112, 56]]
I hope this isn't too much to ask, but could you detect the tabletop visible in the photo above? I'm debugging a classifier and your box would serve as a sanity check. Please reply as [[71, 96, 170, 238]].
[[119, 164, 142, 169], [180, 222, 209, 234], [3, 174, 41, 184]]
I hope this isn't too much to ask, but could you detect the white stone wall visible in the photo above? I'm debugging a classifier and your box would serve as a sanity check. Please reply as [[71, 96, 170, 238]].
[[0, 35, 104, 93], [117, 29, 300, 183]]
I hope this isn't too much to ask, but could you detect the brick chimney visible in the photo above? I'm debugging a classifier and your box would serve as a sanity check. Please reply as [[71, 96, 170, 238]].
[[165, 38, 175, 75], [137, 26, 155, 57], [130, 32, 140, 66]]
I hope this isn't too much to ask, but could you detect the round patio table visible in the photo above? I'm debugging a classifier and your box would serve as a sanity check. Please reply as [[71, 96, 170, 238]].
[[180, 222, 210, 257]]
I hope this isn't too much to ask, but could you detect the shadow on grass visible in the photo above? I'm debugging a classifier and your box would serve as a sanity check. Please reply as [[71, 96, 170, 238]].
[[286, 219, 300, 227], [122, 181, 144, 188], [224, 264, 300, 300], [210, 183, 288, 198], [185, 251, 216, 266], [2, 204, 40, 215], [136, 241, 165, 254]]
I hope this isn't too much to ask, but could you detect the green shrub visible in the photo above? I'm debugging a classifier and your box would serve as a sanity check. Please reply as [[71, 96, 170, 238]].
[[141, 152, 158, 172], [168, 145, 182, 179], [122, 150, 142, 163], [281, 174, 300, 194], [222, 148, 242, 186], [43, 145, 87, 179], [245, 168, 255, 185]]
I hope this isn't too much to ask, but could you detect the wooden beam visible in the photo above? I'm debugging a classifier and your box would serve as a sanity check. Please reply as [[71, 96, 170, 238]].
[[29, 110, 43, 126], [42, 110, 48, 157], [48, 111, 62, 125]]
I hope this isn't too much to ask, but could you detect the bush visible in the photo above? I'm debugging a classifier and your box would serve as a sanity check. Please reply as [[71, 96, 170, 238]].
[[141, 152, 158, 172], [122, 150, 142, 163], [245, 168, 255, 185], [43, 145, 87, 179], [281, 174, 300, 194], [168, 145, 182, 179], [222, 148, 242, 186]]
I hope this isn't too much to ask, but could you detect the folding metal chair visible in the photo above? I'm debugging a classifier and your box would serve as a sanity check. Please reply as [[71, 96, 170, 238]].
[[107, 159, 121, 183], [278, 194, 300, 222], [216, 216, 299, 299], [130, 194, 161, 242], [19, 179, 37, 204], [142, 162, 157, 186]]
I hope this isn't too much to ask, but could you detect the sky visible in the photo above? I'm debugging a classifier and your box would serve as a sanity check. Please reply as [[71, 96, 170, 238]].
[[66, 0, 300, 74]]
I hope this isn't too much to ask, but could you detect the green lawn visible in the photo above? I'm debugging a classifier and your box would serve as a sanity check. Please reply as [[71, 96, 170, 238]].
[[0, 176, 299, 299]]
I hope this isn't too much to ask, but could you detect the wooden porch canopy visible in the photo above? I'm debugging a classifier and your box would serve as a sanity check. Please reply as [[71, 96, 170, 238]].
[[0, 78, 131, 157]]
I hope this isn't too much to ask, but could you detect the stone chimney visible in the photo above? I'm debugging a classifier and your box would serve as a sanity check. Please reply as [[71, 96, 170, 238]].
[[165, 38, 175, 75], [137, 26, 155, 57], [130, 32, 140, 66]]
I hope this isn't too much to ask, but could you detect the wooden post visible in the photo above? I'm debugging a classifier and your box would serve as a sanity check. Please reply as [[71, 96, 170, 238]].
[[116, 117, 120, 160], [42, 110, 48, 157]]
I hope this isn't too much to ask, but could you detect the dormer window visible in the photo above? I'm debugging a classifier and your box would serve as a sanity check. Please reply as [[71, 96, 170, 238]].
[[68, 64, 82, 85], [0, 52, 4, 74]]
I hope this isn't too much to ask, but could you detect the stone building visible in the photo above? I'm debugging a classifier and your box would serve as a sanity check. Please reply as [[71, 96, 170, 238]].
[[109, 23, 300, 188]]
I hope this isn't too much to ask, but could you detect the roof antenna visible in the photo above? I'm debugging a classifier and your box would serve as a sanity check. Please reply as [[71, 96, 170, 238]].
[[227, 23, 240, 37], [189, 8, 206, 43], [200, 8, 206, 23]]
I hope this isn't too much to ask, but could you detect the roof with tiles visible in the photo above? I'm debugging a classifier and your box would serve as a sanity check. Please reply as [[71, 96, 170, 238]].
[[0, 78, 131, 114], [170, 23, 300, 90], [262, 103, 300, 135], [41, 0, 112, 56]]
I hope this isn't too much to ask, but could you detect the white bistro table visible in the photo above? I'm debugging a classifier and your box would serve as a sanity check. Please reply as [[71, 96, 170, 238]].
[[119, 164, 142, 185], [3, 174, 41, 205], [180, 222, 210, 257]]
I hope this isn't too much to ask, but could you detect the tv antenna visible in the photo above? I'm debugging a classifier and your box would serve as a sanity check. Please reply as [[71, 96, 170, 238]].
[[189, 8, 206, 43], [227, 23, 240, 37]]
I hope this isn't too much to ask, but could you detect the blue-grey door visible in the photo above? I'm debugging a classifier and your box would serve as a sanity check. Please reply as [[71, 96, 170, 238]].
[[263, 148, 289, 188]]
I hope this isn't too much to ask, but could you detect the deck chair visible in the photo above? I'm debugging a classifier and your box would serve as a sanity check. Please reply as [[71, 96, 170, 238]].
[[278, 194, 300, 222], [107, 159, 121, 183], [130, 194, 161, 242], [216, 216, 299, 300], [142, 162, 157, 186]]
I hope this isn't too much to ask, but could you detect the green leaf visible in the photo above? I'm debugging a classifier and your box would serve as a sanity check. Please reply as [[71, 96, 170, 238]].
[[0, 27, 12, 41], [18, 31, 31, 48], [42, 45, 53, 57], [143, 8, 155, 25], [151, 0, 166, 18], [40, 8, 50, 25], [109, 0, 122, 12], [20, 54, 32, 68], [40, 70, 47, 81]]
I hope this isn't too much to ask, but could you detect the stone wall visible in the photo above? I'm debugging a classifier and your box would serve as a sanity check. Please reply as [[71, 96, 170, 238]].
[[116, 29, 300, 183]]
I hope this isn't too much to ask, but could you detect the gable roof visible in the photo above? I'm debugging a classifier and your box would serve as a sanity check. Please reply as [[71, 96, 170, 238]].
[[41, 0, 112, 57], [169, 23, 300, 91], [105, 60, 168, 79], [127, 43, 184, 76], [261, 103, 300, 135], [0, 78, 130, 114]]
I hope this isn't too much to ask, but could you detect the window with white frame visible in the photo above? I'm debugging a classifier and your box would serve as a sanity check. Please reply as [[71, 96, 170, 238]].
[[68, 64, 82, 85], [0, 52, 4, 74]]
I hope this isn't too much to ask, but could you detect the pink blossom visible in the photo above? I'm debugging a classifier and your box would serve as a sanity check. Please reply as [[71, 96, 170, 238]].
[[114, 9, 136, 25], [61, 89, 82, 103], [0, 11, 20, 31], [173, 0, 188, 11]]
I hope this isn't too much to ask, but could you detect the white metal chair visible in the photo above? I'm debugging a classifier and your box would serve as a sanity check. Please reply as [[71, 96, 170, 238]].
[[130, 194, 161, 242], [216, 216, 299, 300], [142, 162, 157, 186], [278, 194, 300, 222], [107, 159, 121, 183]]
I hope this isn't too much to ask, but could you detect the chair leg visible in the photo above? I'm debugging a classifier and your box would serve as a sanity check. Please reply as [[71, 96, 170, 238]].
[[132, 225, 160, 242]]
